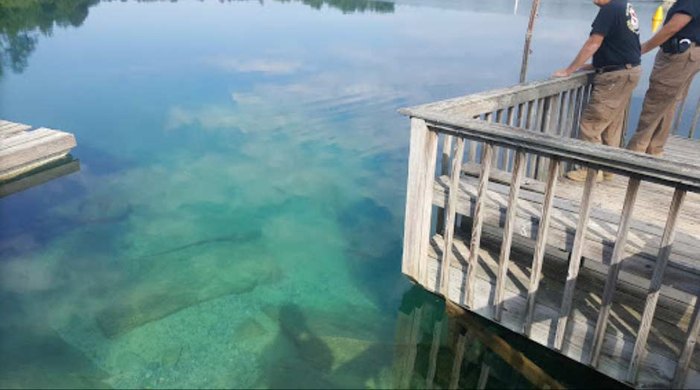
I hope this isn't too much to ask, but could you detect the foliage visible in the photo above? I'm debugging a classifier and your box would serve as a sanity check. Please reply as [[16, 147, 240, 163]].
[[0, 0, 99, 78]]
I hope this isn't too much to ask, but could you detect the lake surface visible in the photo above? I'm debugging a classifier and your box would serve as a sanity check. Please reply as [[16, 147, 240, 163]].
[[0, 0, 679, 388]]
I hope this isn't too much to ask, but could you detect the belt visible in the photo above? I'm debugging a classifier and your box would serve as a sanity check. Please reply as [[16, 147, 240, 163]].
[[595, 64, 638, 74]]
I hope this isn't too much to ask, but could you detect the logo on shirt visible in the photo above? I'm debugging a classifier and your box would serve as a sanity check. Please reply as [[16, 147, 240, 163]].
[[627, 4, 640, 34]]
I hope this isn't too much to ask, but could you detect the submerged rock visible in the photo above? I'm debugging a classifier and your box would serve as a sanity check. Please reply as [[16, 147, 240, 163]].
[[96, 241, 282, 338]]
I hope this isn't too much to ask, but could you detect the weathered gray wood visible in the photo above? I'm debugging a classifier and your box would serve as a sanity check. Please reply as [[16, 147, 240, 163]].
[[0, 130, 77, 181], [0, 123, 31, 138], [466, 144, 494, 309], [437, 135, 454, 233], [427, 234, 698, 388], [399, 73, 591, 120], [440, 137, 465, 295], [402, 118, 438, 283], [502, 107, 515, 170], [535, 96, 554, 180], [674, 299, 700, 389], [433, 174, 700, 297], [426, 320, 443, 389], [417, 117, 700, 190], [590, 177, 642, 367], [627, 186, 687, 383], [449, 332, 467, 389], [554, 167, 598, 350], [524, 159, 560, 336], [519, 0, 541, 83], [493, 150, 526, 321]]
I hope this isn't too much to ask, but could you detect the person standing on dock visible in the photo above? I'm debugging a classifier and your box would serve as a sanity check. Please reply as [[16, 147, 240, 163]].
[[553, 0, 641, 182], [627, 0, 700, 156]]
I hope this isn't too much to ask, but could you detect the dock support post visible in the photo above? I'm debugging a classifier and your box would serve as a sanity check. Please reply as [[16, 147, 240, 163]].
[[402, 118, 438, 285]]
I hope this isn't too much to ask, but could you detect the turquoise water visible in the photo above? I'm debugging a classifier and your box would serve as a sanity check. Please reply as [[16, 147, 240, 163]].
[[0, 0, 674, 388]]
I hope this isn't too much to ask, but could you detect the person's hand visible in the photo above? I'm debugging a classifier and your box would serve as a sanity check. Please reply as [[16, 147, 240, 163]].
[[553, 68, 573, 78]]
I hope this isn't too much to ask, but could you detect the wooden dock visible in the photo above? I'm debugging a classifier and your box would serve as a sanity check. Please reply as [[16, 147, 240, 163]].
[[399, 73, 700, 388], [0, 119, 77, 182]]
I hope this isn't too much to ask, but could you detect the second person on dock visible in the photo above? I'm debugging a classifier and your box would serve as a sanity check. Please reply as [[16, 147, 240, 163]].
[[553, 0, 641, 182]]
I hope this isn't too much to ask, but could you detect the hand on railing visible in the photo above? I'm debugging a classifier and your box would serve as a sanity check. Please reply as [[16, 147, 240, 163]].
[[553, 64, 594, 78]]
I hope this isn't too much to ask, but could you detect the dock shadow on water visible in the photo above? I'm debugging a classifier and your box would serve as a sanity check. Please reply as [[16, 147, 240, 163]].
[[393, 286, 629, 389]]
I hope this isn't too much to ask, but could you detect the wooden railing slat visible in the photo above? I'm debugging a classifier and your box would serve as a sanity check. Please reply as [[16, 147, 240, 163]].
[[440, 137, 466, 295], [502, 107, 515, 170], [466, 143, 494, 308], [523, 158, 561, 336], [554, 167, 598, 350], [627, 186, 687, 383], [493, 149, 526, 321], [589, 177, 642, 367], [674, 298, 700, 389]]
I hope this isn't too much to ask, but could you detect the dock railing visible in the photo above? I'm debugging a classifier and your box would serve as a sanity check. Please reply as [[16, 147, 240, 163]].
[[399, 73, 700, 388]]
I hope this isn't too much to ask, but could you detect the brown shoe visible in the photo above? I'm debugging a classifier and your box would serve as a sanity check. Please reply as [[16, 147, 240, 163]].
[[566, 169, 603, 183], [603, 172, 614, 181]]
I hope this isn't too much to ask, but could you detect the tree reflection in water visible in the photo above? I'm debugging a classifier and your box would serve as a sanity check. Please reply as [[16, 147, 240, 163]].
[[0, 0, 99, 78], [0, 0, 393, 79]]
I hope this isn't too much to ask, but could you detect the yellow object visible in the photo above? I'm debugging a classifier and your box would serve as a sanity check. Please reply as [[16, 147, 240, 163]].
[[652, 5, 664, 33]]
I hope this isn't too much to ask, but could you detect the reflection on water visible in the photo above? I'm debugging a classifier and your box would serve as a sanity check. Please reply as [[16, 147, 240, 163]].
[[0, 0, 98, 77], [0, 0, 675, 388], [393, 287, 628, 389]]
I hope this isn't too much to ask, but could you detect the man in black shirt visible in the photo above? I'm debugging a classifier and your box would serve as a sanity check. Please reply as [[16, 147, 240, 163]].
[[627, 0, 700, 155], [554, 0, 641, 182]]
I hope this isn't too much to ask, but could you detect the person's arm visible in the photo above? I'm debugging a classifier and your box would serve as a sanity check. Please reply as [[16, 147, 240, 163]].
[[553, 34, 604, 77], [641, 13, 693, 54]]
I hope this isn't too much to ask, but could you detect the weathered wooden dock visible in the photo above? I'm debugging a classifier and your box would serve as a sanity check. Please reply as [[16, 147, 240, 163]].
[[399, 73, 700, 388], [0, 119, 77, 182]]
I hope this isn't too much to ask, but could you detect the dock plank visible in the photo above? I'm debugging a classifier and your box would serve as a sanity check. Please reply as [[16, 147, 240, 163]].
[[0, 126, 77, 181]]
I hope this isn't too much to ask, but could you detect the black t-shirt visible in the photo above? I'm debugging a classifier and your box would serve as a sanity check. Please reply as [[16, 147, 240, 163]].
[[666, 0, 700, 43], [590, 0, 641, 68]]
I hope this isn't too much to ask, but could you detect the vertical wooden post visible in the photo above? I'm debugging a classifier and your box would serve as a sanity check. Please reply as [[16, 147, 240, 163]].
[[466, 144, 494, 309], [589, 177, 642, 367], [524, 158, 561, 336], [493, 149, 526, 321], [402, 118, 439, 285], [554, 167, 598, 350], [674, 297, 700, 389], [627, 186, 687, 383], [440, 137, 465, 296], [535, 96, 553, 180], [519, 0, 542, 83], [437, 135, 454, 234], [502, 107, 515, 169]]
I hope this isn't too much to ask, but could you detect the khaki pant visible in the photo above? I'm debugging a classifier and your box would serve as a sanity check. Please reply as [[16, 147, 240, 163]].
[[627, 47, 700, 154], [580, 67, 641, 147]]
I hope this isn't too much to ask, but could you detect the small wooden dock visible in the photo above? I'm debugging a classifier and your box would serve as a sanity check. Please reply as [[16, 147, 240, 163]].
[[0, 119, 77, 182], [399, 73, 700, 388]]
